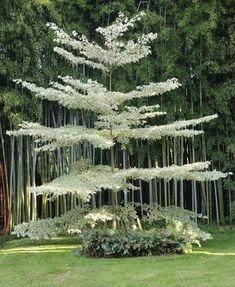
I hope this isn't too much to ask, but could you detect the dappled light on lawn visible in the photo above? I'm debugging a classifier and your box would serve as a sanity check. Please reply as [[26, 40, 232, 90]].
[[192, 250, 235, 256], [1, 229, 235, 287], [0, 244, 76, 255]]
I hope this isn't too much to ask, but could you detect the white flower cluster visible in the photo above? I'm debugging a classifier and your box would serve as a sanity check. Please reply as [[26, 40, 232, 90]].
[[84, 209, 114, 228]]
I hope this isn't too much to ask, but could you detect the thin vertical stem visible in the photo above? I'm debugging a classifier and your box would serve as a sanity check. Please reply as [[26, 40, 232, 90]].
[[228, 175, 232, 224], [192, 136, 197, 224], [109, 70, 116, 214], [0, 122, 9, 192], [148, 147, 153, 205], [214, 180, 220, 227], [180, 137, 184, 208], [123, 149, 128, 205], [173, 137, 177, 206], [162, 137, 167, 207]]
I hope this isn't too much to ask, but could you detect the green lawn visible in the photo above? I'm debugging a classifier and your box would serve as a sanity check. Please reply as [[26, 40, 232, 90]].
[[0, 228, 235, 287]]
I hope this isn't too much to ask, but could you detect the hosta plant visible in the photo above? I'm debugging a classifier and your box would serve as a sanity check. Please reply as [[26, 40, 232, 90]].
[[81, 228, 186, 258]]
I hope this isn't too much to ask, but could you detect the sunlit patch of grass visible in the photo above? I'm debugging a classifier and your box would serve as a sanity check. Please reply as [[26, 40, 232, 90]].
[[3, 236, 81, 248], [0, 244, 77, 254], [192, 250, 235, 256], [0, 229, 235, 287]]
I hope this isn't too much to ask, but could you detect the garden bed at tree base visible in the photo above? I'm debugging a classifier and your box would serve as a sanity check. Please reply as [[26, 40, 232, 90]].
[[81, 228, 186, 258]]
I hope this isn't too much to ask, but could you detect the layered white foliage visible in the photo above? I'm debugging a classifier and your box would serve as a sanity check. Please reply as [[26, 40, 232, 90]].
[[96, 104, 166, 128], [54, 47, 108, 72], [13, 77, 180, 115], [7, 122, 113, 150], [11, 208, 85, 239], [114, 114, 218, 142], [8, 113, 218, 153], [96, 12, 146, 47], [48, 12, 157, 70], [30, 165, 137, 201], [8, 12, 230, 203], [114, 162, 231, 182], [29, 162, 231, 198]]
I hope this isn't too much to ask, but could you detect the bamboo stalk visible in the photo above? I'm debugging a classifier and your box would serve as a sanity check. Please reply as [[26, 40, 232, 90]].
[[206, 179, 210, 225], [0, 122, 9, 193], [0, 122, 11, 229], [25, 137, 31, 221], [173, 137, 177, 206], [31, 139, 37, 221], [136, 140, 143, 214], [154, 178, 158, 206], [123, 149, 128, 205], [218, 179, 224, 224], [166, 137, 171, 205], [180, 137, 184, 208], [148, 147, 153, 205], [214, 180, 220, 226], [228, 175, 232, 224], [192, 136, 197, 223], [158, 179, 162, 206], [16, 136, 23, 224], [9, 136, 15, 229], [162, 137, 167, 207], [109, 70, 117, 214]]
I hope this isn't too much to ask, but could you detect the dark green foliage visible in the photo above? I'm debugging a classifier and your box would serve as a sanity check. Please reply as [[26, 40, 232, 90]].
[[79, 205, 211, 258], [0, 233, 13, 249], [0, 89, 42, 127], [81, 228, 185, 258]]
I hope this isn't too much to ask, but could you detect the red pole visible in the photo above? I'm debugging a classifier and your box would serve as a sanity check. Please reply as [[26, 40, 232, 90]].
[[0, 161, 7, 233]]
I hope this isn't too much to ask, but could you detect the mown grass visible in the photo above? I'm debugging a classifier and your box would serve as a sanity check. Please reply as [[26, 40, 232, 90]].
[[0, 227, 235, 287]]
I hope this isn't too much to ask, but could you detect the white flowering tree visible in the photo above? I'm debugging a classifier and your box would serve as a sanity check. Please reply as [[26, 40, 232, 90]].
[[8, 13, 230, 214]]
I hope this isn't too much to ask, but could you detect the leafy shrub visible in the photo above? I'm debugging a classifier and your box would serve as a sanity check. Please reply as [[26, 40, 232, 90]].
[[12, 208, 85, 239], [12, 205, 212, 257], [141, 205, 212, 250], [12, 218, 62, 239], [81, 228, 186, 258], [11, 207, 116, 239]]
